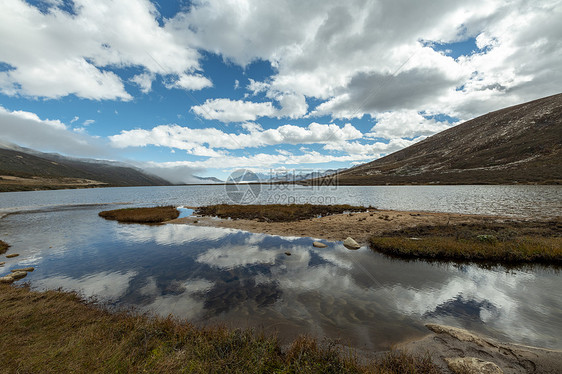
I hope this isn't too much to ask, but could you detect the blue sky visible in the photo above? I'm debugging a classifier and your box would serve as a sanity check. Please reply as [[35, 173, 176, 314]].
[[0, 0, 561, 182]]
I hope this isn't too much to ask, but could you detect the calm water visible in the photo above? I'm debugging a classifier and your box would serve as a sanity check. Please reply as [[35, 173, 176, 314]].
[[0, 185, 561, 351]]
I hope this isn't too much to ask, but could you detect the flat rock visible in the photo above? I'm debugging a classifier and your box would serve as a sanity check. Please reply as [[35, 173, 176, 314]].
[[343, 237, 361, 249], [445, 357, 503, 374], [11, 267, 34, 272], [426, 323, 491, 347], [5, 253, 19, 258], [0, 275, 15, 284], [0, 261, 5, 266], [312, 241, 327, 248], [10, 271, 28, 280]]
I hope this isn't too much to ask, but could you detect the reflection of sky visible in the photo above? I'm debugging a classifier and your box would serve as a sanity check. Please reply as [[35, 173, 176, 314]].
[[1, 207, 561, 350]]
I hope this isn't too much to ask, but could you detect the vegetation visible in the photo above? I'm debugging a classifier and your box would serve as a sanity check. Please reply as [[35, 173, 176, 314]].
[[0, 284, 441, 373], [99, 206, 179, 224], [369, 221, 562, 265], [196, 204, 371, 222], [0, 240, 9, 255]]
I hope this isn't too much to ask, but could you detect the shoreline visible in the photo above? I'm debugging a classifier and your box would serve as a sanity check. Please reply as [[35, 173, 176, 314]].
[[168, 209, 518, 244]]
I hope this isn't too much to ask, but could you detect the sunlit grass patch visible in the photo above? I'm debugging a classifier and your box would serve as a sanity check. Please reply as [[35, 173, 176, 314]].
[[369, 221, 562, 265], [98, 206, 179, 224], [196, 204, 371, 222]]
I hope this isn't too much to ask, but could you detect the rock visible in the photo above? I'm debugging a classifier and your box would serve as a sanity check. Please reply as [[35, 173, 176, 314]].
[[11, 267, 34, 272], [445, 357, 503, 374], [284, 252, 291, 256], [312, 241, 327, 248], [343, 237, 361, 249], [5, 253, 19, 258], [10, 271, 28, 280], [0, 275, 15, 284], [0, 261, 5, 266]]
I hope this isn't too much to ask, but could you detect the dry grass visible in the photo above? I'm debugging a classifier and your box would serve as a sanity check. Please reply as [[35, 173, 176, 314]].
[[99, 206, 179, 224], [196, 204, 371, 222], [370, 220, 562, 265], [0, 284, 441, 374], [0, 240, 9, 255]]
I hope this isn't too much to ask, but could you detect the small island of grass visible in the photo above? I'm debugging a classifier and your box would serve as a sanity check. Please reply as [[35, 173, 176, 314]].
[[98, 205, 179, 224], [370, 221, 562, 265], [195, 203, 371, 222]]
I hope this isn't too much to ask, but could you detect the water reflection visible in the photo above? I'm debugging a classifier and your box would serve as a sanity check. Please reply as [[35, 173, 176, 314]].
[[1, 207, 561, 351]]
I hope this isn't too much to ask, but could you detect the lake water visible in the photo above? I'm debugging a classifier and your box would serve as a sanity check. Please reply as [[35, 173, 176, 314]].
[[0, 185, 561, 352]]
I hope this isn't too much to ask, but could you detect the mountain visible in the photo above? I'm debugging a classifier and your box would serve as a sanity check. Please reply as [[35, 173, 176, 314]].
[[316, 93, 562, 185], [0, 145, 170, 192]]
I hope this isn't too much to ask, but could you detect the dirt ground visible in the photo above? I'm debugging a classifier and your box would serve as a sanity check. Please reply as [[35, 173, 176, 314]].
[[168, 209, 515, 244]]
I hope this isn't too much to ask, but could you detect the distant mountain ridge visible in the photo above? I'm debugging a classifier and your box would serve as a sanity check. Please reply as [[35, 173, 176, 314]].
[[321, 93, 562, 185], [0, 144, 170, 191]]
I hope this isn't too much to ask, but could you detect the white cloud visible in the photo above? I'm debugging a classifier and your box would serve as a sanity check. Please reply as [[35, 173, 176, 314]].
[[366, 111, 455, 139], [0, 0, 207, 100], [130, 72, 155, 94], [192, 98, 275, 123], [168, 0, 562, 122], [82, 119, 95, 126], [109, 122, 363, 151], [165, 73, 213, 91], [0, 105, 109, 157]]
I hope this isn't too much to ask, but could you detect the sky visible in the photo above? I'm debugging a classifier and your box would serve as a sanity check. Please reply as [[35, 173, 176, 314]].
[[0, 0, 561, 182]]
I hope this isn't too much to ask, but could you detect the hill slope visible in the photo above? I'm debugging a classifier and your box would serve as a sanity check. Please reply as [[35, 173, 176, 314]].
[[329, 93, 562, 185], [0, 146, 170, 192]]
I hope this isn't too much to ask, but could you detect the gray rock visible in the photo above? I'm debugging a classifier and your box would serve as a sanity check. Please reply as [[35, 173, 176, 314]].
[[343, 237, 361, 249]]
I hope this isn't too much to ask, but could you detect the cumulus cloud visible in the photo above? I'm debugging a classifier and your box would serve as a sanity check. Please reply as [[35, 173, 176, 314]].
[[366, 111, 455, 139], [0, 0, 207, 99], [109, 122, 363, 151], [168, 0, 562, 121], [192, 98, 276, 123]]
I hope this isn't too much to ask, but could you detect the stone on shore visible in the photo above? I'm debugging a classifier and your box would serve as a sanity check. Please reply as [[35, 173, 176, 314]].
[[343, 237, 361, 249], [312, 241, 327, 248], [0, 275, 15, 284], [10, 271, 28, 280]]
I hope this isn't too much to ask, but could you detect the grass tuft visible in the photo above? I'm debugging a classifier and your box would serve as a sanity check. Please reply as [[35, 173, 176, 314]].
[[98, 206, 179, 224], [0, 284, 441, 373], [196, 204, 371, 222]]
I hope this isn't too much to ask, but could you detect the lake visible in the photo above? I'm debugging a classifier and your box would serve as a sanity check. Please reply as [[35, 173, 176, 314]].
[[0, 185, 561, 352]]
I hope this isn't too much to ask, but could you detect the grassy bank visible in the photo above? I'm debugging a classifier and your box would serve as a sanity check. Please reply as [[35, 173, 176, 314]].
[[99, 206, 179, 224], [0, 240, 9, 255], [0, 285, 440, 373], [370, 221, 562, 265], [196, 204, 371, 222]]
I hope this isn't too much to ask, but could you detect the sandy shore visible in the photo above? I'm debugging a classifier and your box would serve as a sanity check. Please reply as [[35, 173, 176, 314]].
[[168, 209, 513, 244]]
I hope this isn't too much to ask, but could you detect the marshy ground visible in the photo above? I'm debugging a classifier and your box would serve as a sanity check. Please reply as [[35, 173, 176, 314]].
[[0, 284, 440, 374]]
